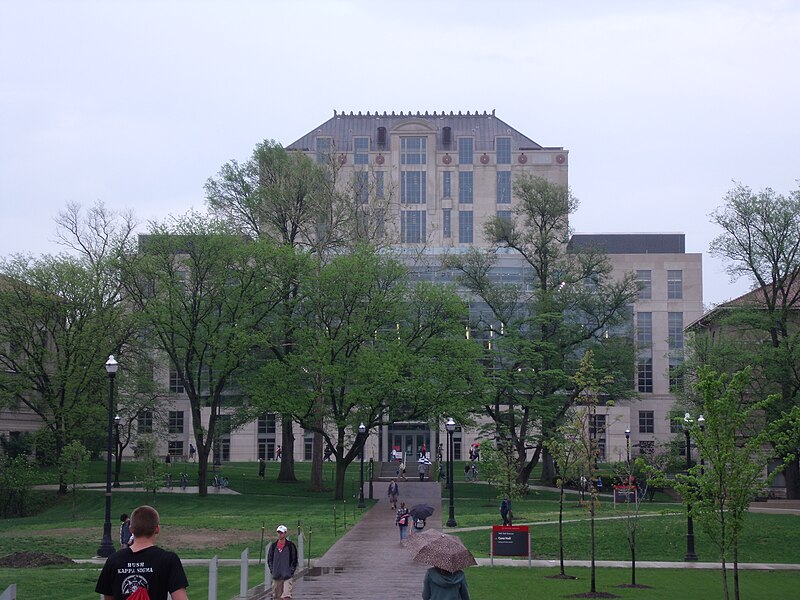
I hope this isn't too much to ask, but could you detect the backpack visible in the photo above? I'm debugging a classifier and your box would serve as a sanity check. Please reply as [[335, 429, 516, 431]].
[[127, 586, 150, 600], [397, 512, 408, 526]]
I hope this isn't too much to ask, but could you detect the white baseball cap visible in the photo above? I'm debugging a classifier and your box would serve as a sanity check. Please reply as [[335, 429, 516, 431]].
[[276, 525, 288, 533]]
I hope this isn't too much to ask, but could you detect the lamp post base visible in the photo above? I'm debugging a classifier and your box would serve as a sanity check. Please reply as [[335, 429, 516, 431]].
[[684, 552, 698, 562]]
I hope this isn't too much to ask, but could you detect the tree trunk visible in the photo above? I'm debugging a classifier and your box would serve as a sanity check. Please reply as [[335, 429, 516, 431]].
[[783, 457, 800, 499], [590, 495, 597, 593], [540, 449, 556, 485], [197, 448, 209, 496], [558, 486, 565, 576], [334, 459, 348, 500], [278, 416, 297, 482], [310, 431, 324, 492], [733, 544, 740, 600]]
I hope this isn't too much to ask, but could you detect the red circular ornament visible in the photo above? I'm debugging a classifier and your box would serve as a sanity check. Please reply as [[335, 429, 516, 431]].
[[442, 154, 452, 165], [518, 153, 527, 164], [376, 154, 385, 165], [480, 154, 490, 164], [338, 153, 347, 165], [556, 154, 566, 164]]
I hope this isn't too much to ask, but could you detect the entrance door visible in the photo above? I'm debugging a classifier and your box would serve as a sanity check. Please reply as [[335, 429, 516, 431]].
[[391, 428, 430, 461]]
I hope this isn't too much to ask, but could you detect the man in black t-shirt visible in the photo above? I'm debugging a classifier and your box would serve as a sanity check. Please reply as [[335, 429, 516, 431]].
[[95, 505, 189, 600]]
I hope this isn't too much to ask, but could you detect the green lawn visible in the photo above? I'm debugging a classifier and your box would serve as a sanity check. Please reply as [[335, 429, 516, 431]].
[[2, 459, 799, 599]]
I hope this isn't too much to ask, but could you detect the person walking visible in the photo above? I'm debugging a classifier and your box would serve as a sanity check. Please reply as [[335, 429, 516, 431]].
[[422, 567, 471, 600], [500, 497, 513, 526], [95, 505, 189, 600], [268, 525, 298, 600], [418, 460, 427, 482], [396, 502, 411, 540], [119, 513, 132, 549], [464, 463, 471, 482], [398, 460, 407, 481], [258, 458, 266, 479], [387, 479, 399, 510]]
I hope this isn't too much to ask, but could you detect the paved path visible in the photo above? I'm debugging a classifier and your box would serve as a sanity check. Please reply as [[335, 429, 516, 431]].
[[286, 480, 440, 599]]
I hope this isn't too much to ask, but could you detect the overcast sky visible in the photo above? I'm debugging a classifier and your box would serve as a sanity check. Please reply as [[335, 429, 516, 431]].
[[2, 0, 798, 308]]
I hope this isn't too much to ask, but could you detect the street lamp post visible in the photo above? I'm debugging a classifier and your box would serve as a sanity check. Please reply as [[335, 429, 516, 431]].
[[446, 418, 457, 527], [697, 415, 705, 476], [97, 355, 118, 557], [624, 428, 631, 467], [113, 415, 121, 488], [357, 423, 366, 508], [683, 412, 698, 561]]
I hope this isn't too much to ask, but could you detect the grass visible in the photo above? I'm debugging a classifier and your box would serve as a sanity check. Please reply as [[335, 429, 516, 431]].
[[2, 458, 799, 599]]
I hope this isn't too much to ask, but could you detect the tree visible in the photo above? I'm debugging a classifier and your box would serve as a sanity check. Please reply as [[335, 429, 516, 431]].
[[708, 181, 800, 498], [446, 174, 638, 485], [120, 213, 296, 496], [244, 246, 482, 499], [0, 454, 36, 518], [544, 432, 582, 580], [206, 141, 397, 487], [681, 367, 798, 600], [59, 440, 90, 517]]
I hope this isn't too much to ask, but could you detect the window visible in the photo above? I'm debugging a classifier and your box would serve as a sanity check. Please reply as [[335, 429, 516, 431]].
[[458, 138, 473, 164], [669, 356, 684, 391], [668, 312, 684, 349], [401, 211, 426, 243], [258, 413, 276, 435], [496, 171, 511, 204], [670, 415, 681, 434], [496, 137, 511, 164], [401, 137, 426, 164], [354, 171, 369, 204], [443, 171, 452, 198], [137, 409, 153, 434], [168, 411, 184, 434], [639, 410, 654, 433], [638, 440, 655, 455], [168, 441, 183, 457], [668, 270, 683, 299], [636, 312, 652, 348], [442, 209, 451, 238], [458, 211, 473, 244], [636, 270, 651, 300], [316, 137, 332, 164], [169, 369, 184, 393], [375, 171, 385, 198], [496, 210, 512, 222], [590, 414, 606, 460], [637, 358, 653, 393], [458, 172, 473, 204], [401, 171, 426, 204], [304, 430, 314, 461], [353, 136, 369, 164], [213, 439, 230, 463], [217, 415, 231, 435]]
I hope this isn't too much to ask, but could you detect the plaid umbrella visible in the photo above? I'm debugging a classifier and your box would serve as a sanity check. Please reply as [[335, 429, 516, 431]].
[[402, 529, 477, 573], [409, 503, 435, 520]]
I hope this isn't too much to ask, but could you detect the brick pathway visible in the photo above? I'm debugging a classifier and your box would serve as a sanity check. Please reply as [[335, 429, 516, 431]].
[[288, 479, 441, 599]]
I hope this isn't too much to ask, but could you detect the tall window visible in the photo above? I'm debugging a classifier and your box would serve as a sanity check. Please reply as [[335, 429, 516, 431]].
[[138, 409, 153, 434], [496, 210, 512, 222], [353, 136, 369, 164], [668, 270, 683, 299], [316, 137, 332, 164], [258, 413, 276, 434], [458, 172, 473, 204], [458, 138, 473, 164], [169, 369, 184, 393], [401, 211, 426, 243], [637, 358, 653, 393], [443, 171, 452, 198], [458, 211, 473, 244], [496, 171, 511, 204], [639, 410, 654, 433], [442, 209, 451, 238], [401, 137, 426, 164], [168, 411, 184, 434], [590, 414, 607, 460], [668, 312, 684, 349], [669, 356, 684, 391], [636, 312, 652, 348], [168, 441, 184, 457], [496, 137, 512, 164], [354, 171, 369, 204], [375, 171, 385, 198], [401, 172, 426, 204], [636, 270, 652, 300]]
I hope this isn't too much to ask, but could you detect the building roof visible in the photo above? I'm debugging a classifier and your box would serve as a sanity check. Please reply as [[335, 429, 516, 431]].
[[568, 233, 686, 254], [286, 110, 553, 153]]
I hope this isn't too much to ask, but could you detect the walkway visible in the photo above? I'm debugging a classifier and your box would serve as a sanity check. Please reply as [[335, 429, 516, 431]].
[[282, 479, 440, 599]]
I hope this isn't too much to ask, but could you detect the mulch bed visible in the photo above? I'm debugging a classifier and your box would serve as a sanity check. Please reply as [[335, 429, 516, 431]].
[[0, 552, 74, 568]]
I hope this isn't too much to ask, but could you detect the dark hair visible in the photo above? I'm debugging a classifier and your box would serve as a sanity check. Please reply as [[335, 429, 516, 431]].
[[120, 513, 129, 521], [130, 505, 160, 537]]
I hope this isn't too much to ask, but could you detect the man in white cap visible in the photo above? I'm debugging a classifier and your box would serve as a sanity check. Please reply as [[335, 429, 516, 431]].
[[267, 525, 298, 599]]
